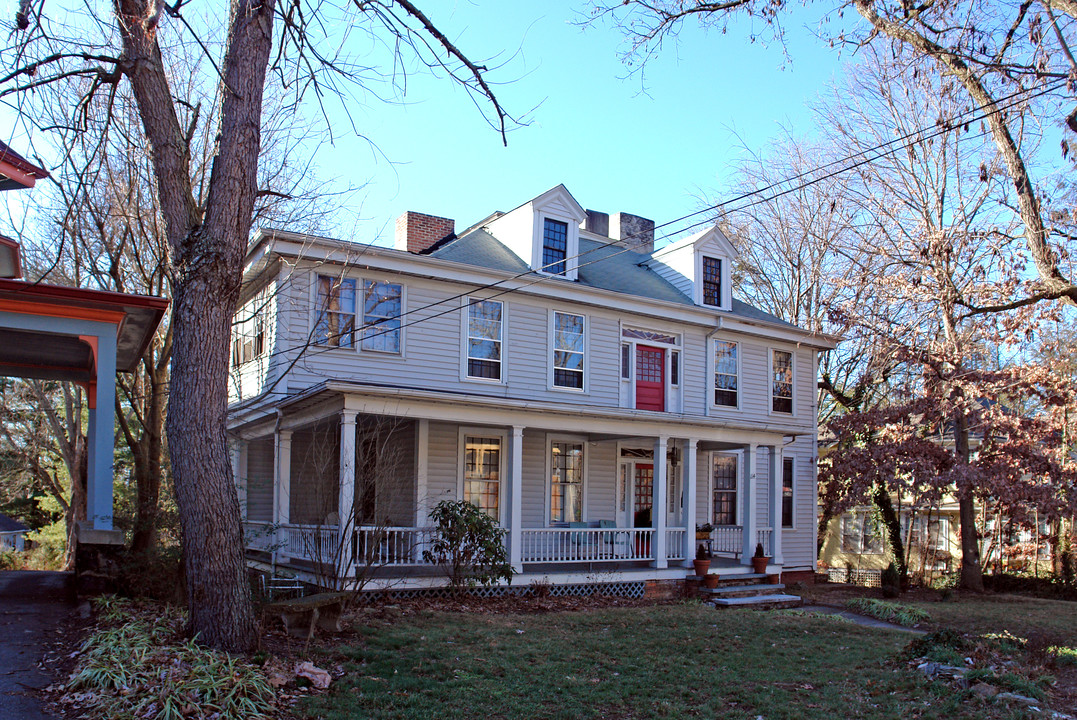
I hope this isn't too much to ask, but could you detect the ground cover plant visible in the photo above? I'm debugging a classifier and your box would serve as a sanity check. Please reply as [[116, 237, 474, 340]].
[[298, 600, 1073, 720], [57, 596, 279, 720], [844, 597, 930, 627]]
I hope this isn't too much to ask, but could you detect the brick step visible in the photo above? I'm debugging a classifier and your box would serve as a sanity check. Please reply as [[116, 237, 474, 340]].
[[693, 572, 772, 588], [702, 583, 786, 598], [709, 593, 802, 610]]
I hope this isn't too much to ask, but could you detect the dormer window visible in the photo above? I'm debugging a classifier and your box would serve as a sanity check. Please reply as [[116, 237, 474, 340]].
[[702, 256, 722, 307], [542, 218, 568, 275]]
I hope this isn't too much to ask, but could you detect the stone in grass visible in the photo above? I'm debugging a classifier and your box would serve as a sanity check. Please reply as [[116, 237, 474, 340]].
[[994, 692, 1039, 708], [971, 682, 998, 700]]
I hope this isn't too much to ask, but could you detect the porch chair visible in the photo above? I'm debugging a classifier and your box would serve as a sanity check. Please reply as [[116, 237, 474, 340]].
[[568, 521, 597, 560], [598, 519, 618, 558]]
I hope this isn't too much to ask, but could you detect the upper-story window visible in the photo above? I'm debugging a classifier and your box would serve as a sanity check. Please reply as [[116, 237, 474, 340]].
[[467, 298, 503, 380], [361, 280, 402, 353], [232, 301, 265, 367], [702, 256, 722, 306], [772, 350, 793, 414], [315, 275, 355, 347], [542, 218, 568, 275], [552, 311, 584, 389], [714, 340, 738, 407]]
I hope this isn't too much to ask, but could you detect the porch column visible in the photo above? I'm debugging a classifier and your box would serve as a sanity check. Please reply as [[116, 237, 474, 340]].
[[653, 436, 668, 569], [85, 331, 117, 530], [338, 410, 357, 579], [414, 419, 430, 527], [741, 442, 758, 567], [508, 425, 524, 573], [232, 440, 247, 520], [273, 429, 292, 566], [770, 444, 784, 565], [682, 439, 698, 568]]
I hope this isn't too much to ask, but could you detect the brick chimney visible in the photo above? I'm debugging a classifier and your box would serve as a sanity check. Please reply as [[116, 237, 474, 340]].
[[611, 212, 655, 254], [394, 211, 455, 254]]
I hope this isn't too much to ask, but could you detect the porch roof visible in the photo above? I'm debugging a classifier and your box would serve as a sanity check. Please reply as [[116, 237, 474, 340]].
[[232, 378, 808, 443]]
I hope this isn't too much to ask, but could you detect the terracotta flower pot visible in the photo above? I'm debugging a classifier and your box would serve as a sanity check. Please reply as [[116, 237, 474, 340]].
[[703, 574, 720, 589], [751, 556, 770, 574], [693, 559, 711, 577]]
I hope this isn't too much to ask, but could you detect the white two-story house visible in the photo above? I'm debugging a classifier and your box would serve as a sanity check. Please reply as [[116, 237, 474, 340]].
[[228, 185, 837, 595]]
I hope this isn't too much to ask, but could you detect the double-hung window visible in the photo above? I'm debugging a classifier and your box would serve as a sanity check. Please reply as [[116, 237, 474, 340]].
[[542, 218, 568, 275], [714, 340, 738, 407], [552, 311, 584, 389], [702, 256, 722, 306], [464, 436, 501, 519], [781, 457, 794, 528], [467, 298, 502, 380], [550, 441, 583, 523], [712, 454, 737, 525], [315, 276, 356, 347], [361, 280, 402, 353], [772, 350, 793, 414]]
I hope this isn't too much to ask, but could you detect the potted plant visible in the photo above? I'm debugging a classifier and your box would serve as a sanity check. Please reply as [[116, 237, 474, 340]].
[[703, 573, 721, 589], [693, 544, 711, 577], [695, 523, 715, 540], [751, 542, 770, 574]]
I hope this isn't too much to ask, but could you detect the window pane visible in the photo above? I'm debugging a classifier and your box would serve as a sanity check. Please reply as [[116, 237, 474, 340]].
[[772, 350, 793, 413], [702, 256, 722, 306], [781, 457, 794, 528], [543, 218, 568, 275], [712, 455, 737, 525], [714, 341, 738, 407], [550, 441, 583, 523], [553, 312, 586, 389], [362, 281, 402, 353], [467, 299, 502, 379], [464, 437, 500, 519], [316, 276, 356, 347]]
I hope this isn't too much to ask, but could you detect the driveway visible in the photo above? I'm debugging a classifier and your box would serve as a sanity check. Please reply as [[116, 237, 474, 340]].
[[0, 571, 75, 720]]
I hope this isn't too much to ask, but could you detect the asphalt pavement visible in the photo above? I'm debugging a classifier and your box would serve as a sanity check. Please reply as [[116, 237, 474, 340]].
[[0, 571, 75, 720]]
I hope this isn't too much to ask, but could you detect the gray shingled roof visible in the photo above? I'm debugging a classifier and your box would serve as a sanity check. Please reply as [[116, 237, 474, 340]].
[[430, 230, 801, 329], [0, 513, 28, 533]]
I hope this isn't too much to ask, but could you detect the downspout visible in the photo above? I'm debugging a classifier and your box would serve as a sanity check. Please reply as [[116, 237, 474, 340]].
[[272, 408, 283, 573]]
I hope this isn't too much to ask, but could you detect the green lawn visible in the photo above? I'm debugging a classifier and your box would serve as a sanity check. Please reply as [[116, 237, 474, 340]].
[[901, 593, 1077, 645], [297, 600, 1065, 720]]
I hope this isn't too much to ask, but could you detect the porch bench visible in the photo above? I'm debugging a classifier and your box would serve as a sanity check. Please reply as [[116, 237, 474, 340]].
[[265, 591, 349, 639]]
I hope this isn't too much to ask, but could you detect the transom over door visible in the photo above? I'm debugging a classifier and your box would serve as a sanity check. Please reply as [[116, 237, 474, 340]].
[[635, 345, 665, 411]]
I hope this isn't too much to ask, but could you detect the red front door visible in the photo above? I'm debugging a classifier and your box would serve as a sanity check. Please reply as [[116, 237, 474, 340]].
[[635, 345, 665, 411]]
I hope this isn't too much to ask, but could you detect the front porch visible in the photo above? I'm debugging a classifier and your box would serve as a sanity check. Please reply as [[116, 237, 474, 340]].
[[234, 392, 792, 590]]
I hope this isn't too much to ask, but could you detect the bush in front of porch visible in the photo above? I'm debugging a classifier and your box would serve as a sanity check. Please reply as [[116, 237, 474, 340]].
[[422, 500, 513, 592]]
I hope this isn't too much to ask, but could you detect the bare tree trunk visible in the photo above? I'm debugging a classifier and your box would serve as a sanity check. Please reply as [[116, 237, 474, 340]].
[[131, 366, 166, 554], [62, 439, 88, 571], [955, 414, 984, 591], [114, 0, 275, 651]]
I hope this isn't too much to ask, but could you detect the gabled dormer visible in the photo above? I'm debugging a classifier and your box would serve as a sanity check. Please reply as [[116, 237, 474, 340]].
[[645, 225, 738, 312], [486, 184, 586, 281]]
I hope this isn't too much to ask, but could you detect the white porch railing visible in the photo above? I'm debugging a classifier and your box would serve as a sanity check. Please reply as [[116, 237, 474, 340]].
[[354, 526, 435, 566], [281, 524, 338, 561], [710, 526, 743, 556], [243, 521, 277, 552], [665, 528, 686, 561], [521, 528, 654, 563], [756, 527, 773, 557]]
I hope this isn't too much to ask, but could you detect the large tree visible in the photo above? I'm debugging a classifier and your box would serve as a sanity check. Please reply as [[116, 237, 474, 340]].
[[2, 0, 513, 651]]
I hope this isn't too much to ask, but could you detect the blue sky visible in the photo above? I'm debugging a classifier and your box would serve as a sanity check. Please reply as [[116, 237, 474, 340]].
[[308, 2, 846, 247]]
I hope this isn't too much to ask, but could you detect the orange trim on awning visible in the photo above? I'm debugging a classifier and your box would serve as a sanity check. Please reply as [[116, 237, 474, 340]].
[[0, 297, 126, 325]]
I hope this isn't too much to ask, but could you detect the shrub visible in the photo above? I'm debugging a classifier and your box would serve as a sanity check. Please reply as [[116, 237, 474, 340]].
[[881, 562, 901, 598], [844, 597, 929, 627], [902, 628, 968, 660], [116, 545, 185, 603], [423, 500, 513, 591]]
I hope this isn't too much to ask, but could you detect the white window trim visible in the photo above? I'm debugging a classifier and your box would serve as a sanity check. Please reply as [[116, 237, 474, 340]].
[[708, 337, 742, 412], [532, 210, 579, 281], [359, 278, 407, 357], [548, 309, 588, 393], [460, 296, 507, 385], [768, 347, 796, 417], [457, 427, 509, 527], [311, 272, 357, 351], [693, 252, 732, 311], [544, 433, 588, 526], [781, 455, 795, 530], [709, 451, 741, 527]]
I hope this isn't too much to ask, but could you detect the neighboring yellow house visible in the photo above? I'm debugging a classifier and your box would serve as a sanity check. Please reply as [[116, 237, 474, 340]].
[[819, 500, 961, 585]]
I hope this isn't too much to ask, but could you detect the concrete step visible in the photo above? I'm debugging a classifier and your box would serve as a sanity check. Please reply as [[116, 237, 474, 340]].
[[710, 593, 802, 610], [708, 572, 772, 588], [703, 583, 786, 598]]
